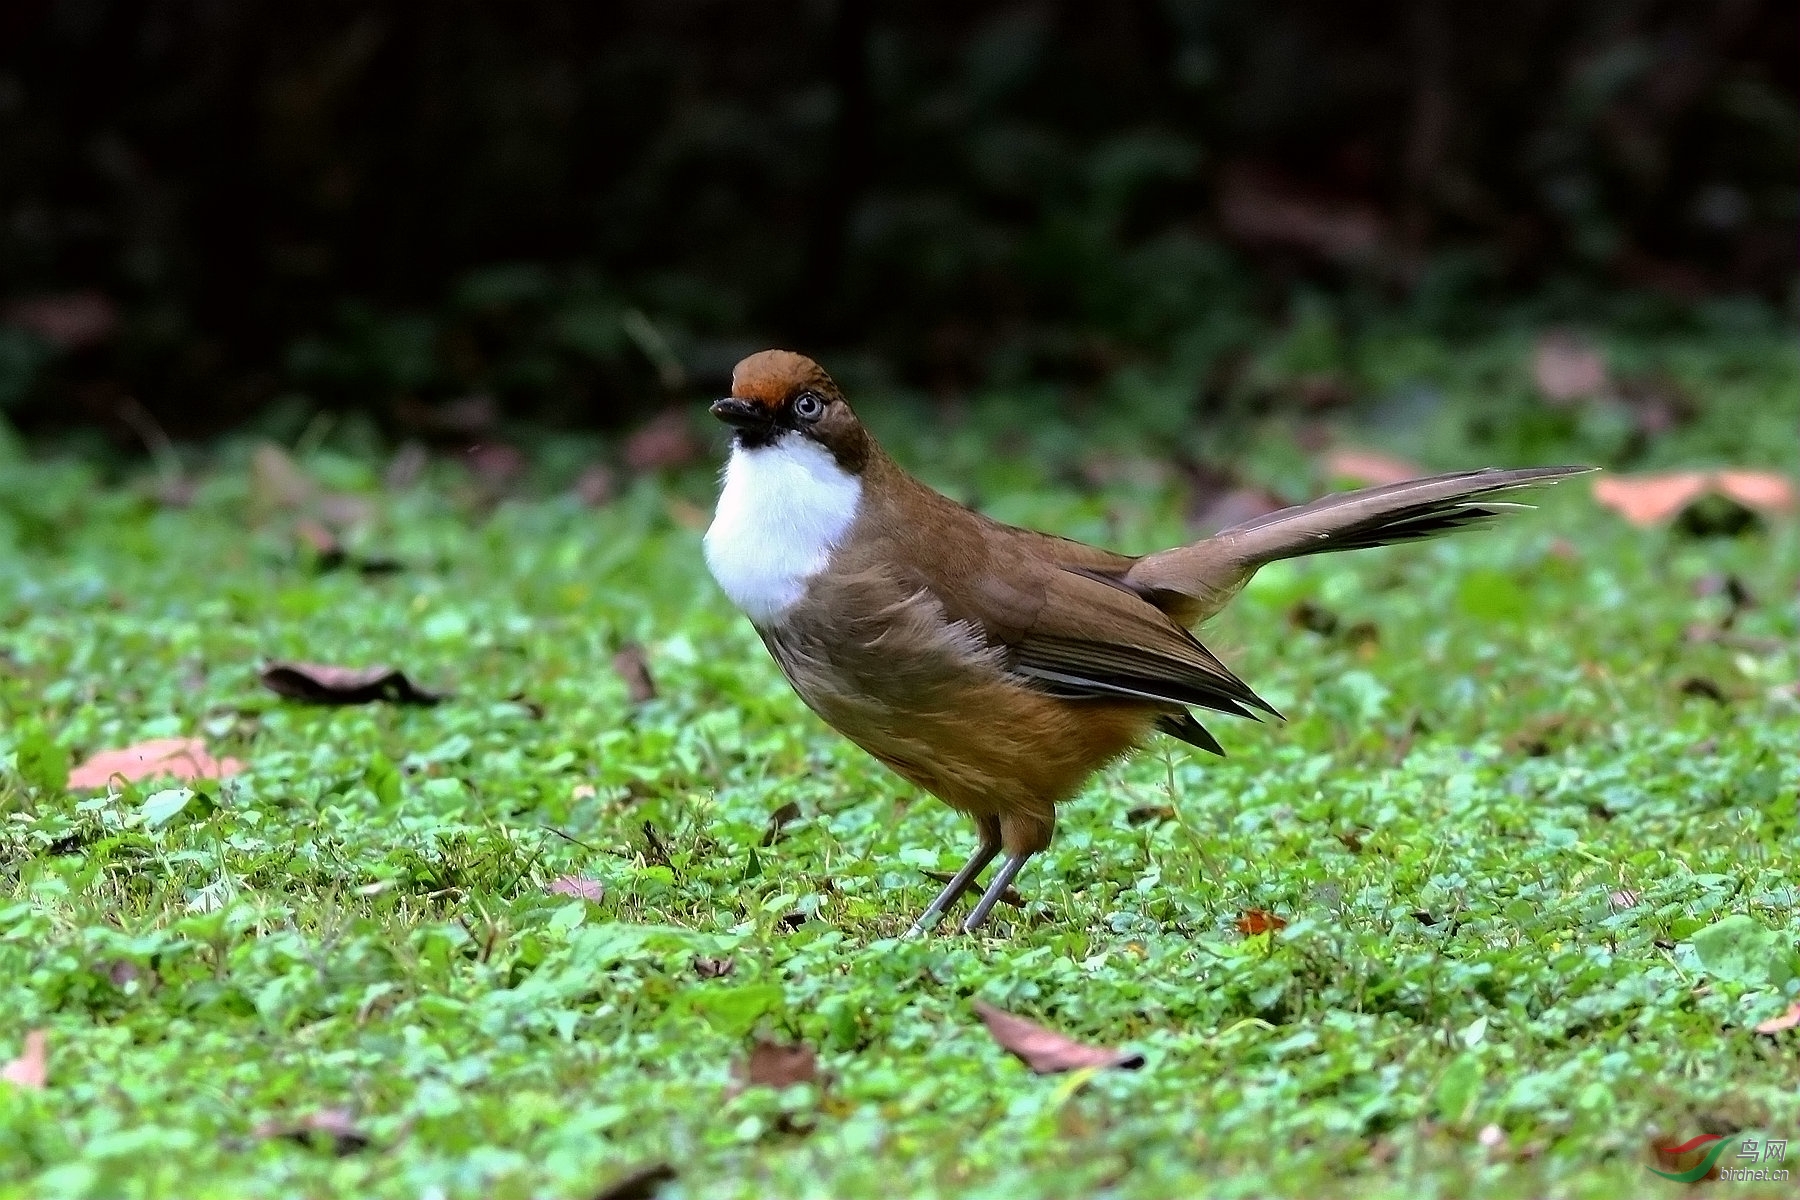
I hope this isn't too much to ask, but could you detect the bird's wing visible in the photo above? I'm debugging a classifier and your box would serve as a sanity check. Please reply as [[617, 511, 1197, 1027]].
[[946, 556, 1277, 721]]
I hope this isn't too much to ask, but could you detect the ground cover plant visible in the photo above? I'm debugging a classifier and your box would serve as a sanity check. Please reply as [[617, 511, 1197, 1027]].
[[2, 324, 1797, 1198]]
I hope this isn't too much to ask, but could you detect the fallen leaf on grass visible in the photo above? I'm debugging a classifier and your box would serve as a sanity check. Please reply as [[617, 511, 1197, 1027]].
[[1322, 448, 1425, 487], [921, 869, 1023, 908], [734, 1038, 820, 1090], [1594, 470, 1794, 527], [549, 876, 605, 902], [612, 644, 657, 704], [1608, 889, 1640, 910], [587, 1163, 677, 1200], [1235, 909, 1288, 935], [1754, 1001, 1800, 1034], [625, 411, 702, 473], [4, 290, 117, 348], [2, 1030, 47, 1088], [260, 662, 443, 706], [252, 1108, 371, 1156], [761, 801, 801, 847], [68, 737, 243, 790], [1532, 332, 1609, 403], [972, 1001, 1145, 1074]]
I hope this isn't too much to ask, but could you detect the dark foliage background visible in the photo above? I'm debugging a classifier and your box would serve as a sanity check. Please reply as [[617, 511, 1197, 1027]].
[[1, 0, 1794, 439]]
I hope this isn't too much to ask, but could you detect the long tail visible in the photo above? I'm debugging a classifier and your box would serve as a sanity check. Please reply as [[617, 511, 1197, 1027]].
[[1127, 465, 1593, 625]]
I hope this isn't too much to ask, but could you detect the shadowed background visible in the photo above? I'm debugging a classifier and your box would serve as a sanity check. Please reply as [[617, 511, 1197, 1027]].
[[1, 0, 1794, 443]]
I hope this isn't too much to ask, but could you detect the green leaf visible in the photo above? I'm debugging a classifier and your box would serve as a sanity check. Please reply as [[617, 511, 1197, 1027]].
[[141, 789, 195, 830], [679, 982, 784, 1036], [1690, 915, 1794, 989], [1434, 1053, 1483, 1126]]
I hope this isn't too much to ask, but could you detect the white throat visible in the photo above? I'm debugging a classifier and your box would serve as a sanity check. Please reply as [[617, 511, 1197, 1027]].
[[704, 433, 862, 626]]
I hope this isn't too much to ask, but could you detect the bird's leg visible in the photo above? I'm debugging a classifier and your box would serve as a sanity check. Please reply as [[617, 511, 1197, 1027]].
[[904, 817, 1000, 938], [959, 852, 1032, 934]]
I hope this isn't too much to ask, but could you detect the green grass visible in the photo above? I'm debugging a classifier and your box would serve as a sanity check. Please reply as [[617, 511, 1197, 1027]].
[[2, 328, 1798, 1199]]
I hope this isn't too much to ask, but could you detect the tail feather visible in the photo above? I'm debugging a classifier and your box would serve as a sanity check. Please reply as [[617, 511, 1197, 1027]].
[[1127, 465, 1593, 625]]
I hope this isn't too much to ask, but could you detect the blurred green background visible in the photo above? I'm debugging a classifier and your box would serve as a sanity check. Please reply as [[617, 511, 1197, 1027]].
[[1, 0, 1794, 449]]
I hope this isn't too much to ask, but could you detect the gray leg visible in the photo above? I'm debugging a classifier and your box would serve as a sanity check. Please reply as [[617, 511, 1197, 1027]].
[[905, 829, 1000, 939], [959, 853, 1031, 934]]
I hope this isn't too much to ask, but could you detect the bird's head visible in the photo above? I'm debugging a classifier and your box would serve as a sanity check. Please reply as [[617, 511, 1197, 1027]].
[[710, 350, 870, 469]]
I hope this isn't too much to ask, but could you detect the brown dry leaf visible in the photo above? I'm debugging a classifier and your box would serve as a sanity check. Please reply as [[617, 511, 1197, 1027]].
[[693, 956, 736, 979], [921, 869, 1023, 908], [1236, 909, 1288, 936], [1217, 163, 1385, 261], [587, 1163, 677, 1200], [1714, 469, 1796, 513], [1592, 472, 1709, 526], [549, 876, 605, 902], [612, 644, 657, 704], [260, 662, 443, 706], [1322, 448, 1425, 487], [5, 290, 118, 348], [1608, 889, 1640, 910], [736, 1038, 819, 1090], [1754, 1001, 1800, 1034], [625, 411, 701, 473], [251, 1108, 371, 1156], [1532, 332, 1609, 403], [574, 463, 618, 507], [1, 1030, 47, 1089], [761, 801, 801, 847], [250, 442, 316, 512], [68, 737, 243, 790], [1594, 470, 1795, 528], [972, 1001, 1145, 1075]]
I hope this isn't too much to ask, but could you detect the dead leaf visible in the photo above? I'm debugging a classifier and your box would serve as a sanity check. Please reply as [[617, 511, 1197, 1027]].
[[4, 291, 117, 348], [921, 869, 1022, 908], [68, 737, 243, 790], [1235, 909, 1288, 936], [250, 442, 316, 512], [761, 801, 801, 847], [1, 1030, 47, 1089], [549, 876, 604, 902], [1594, 470, 1795, 527], [1608, 889, 1640, 910], [1126, 804, 1176, 826], [587, 1163, 677, 1200], [624, 411, 700, 473], [260, 662, 443, 706], [735, 1038, 819, 1090], [1715, 469, 1796, 513], [664, 497, 710, 530], [251, 1108, 371, 1156], [693, 956, 736, 979], [1335, 830, 1365, 854], [1754, 1001, 1800, 1034], [612, 644, 657, 704], [574, 463, 618, 507], [1532, 332, 1609, 403], [463, 442, 527, 491], [1322, 448, 1425, 487], [1217, 163, 1385, 261], [972, 1000, 1145, 1075]]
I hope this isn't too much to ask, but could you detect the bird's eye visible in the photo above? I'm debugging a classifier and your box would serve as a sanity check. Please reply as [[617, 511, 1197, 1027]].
[[792, 391, 825, 422]]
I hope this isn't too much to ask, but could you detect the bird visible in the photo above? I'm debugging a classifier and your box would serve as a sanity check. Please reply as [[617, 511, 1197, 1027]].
[[702, 349, 1589, 936]]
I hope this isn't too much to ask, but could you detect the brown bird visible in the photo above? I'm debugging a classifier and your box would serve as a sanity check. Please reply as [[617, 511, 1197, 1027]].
[[704, 350, 1587, 935]]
